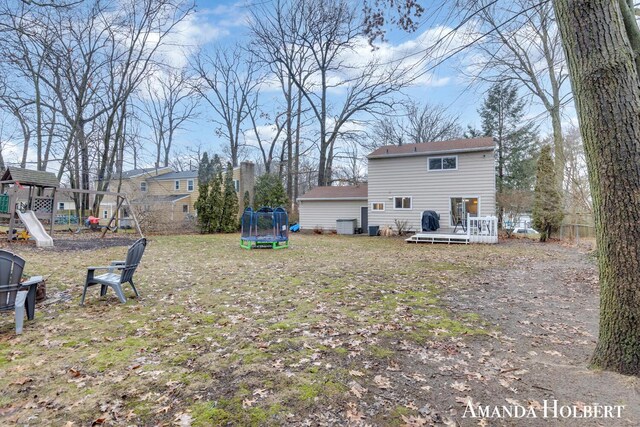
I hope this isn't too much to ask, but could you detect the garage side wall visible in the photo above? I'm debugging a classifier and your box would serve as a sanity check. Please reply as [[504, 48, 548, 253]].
[[298, 199, 367, 230]]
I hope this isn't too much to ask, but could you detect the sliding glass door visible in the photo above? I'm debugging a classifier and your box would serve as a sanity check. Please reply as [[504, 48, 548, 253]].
[[450, 197, 479, 227]]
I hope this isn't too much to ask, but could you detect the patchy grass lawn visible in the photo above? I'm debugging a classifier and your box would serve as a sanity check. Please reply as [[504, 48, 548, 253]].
[[0, 234, 638, 426]]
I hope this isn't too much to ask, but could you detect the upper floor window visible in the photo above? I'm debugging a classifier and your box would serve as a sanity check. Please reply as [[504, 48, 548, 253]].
[[394, 196, 412, 210], [58, 202, 65, 210], [233, 179, 240, 192], [174, 180, 180, 190], [140, 182, 147, 192], [371, 202, 385, 211], [428, 156, 457, 171], [187, 180, 194, 192]]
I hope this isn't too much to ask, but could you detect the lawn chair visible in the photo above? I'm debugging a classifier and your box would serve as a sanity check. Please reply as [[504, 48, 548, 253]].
[[0, 250, 43, 334], [80, 238, 147, 305]]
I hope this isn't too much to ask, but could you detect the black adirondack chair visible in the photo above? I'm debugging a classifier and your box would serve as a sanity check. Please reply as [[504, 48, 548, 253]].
[[0, 250, 42, 334], [80, 238, 147, 305]]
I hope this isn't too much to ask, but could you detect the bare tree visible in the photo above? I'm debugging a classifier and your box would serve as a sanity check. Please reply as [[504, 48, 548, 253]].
[[193, 46, 260, 168], [249, 0, 314, 204], [367, 101, 461, 149], [562, 125, 591, 214], [142, 68, 199, 169], [255, 0, 410, 187], [1, 0, 192, 215], [462, 0, 569, 192]]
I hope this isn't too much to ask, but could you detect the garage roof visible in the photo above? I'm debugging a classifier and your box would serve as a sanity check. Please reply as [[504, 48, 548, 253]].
[[298, 184, 368, 201]]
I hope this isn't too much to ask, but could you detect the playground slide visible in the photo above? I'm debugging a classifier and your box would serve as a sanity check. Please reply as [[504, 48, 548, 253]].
[[17, 210, 54, 248]]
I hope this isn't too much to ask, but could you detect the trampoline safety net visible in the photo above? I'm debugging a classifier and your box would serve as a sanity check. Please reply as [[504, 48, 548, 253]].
[[240, 207, 289, 249]]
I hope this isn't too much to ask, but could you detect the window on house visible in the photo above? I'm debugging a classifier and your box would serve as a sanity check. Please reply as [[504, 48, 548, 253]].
[[174, 180, 180, 190], [233, 179, 240, 192], [58, 202, 64, 210], [122, 207, 130, 218], [187, 180, 194, 191], [371, 202, 385, 211], [428, 156, 457, 171], [394, 197, 412, 210], [183, 204, 189, 213], [450, 197, 479, 226], [140, 182, 147, 192], [103, 210, 108, 219]]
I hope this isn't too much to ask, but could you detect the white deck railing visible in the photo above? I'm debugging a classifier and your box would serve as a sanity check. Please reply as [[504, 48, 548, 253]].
[[468, 216, 498, 244]]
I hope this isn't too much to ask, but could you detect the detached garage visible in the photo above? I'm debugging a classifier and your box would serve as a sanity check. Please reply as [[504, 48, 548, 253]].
[[297, 184, 368, 232]]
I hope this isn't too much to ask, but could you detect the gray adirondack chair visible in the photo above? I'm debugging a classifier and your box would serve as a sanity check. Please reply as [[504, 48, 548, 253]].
[[80, 238, 147, 305], [0, 250, 43, 334]]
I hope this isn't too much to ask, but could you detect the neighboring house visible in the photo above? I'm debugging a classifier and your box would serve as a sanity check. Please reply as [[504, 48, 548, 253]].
[[297, 137, 496, 233], [98, 162, 255, 228], [298, 184, 368, 231]]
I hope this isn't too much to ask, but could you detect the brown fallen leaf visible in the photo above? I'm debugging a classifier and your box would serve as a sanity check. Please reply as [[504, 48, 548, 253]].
[[349, 381, 367, 398], [455, 396, 476, 406], [528, 400, 543, 410], [253, 388, 268, 398], [242, 398, 256, 408], [174, 413, 193, 427], [91, 417, 106, 426], [0, 406, 18, 417], [401, 414, 429, 426], [345, 402, 365, 424], [373, 375, 392, 389], [450, 381, 470, 392], [386, 360, 400, 371], [10, 377, 32, 386]]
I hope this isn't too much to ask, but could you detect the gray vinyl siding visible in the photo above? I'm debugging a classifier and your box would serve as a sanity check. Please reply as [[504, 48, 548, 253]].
[[299, 199, 367, 230], [368, 150, 495, 232]]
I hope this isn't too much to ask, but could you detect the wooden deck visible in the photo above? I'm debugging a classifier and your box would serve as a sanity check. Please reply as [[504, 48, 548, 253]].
[[405, 216, 499, 245]]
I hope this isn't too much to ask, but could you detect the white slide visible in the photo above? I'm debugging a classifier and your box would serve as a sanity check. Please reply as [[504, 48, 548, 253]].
[[17, 210, 54, 248]]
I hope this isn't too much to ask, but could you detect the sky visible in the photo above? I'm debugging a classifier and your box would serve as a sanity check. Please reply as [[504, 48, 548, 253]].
[[155, 0, 504, 169], [0, 0, 575, 173]]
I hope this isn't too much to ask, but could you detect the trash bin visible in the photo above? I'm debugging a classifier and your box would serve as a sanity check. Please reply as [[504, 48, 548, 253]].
[[368, 225, 379, 236]]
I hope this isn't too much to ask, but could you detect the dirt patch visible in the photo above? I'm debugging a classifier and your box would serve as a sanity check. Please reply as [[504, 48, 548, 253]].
[[50, 235, 139, 251]]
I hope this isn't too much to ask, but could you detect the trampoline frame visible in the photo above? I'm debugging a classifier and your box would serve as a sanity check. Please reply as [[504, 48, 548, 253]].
[[240, 206, 289, 250]]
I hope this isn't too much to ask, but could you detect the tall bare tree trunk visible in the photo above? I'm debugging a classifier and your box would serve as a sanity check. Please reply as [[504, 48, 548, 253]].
[[555, 0, 640, 375]]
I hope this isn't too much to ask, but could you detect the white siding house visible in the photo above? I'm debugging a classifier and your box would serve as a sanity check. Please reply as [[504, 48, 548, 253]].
[[367, 137, 496, 232], [298, 137, 496, 238], [297, 184, 368, 231]]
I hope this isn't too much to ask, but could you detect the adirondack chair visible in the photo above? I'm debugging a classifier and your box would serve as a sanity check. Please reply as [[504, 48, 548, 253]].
[[80, 238, 147, 305], [0, 250, 43, 334]]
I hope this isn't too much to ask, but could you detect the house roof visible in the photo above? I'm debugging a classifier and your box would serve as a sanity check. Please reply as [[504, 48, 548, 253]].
[[153, 170, 198, 181], [367, 137, 494, 159], [120, 167, 171, 179], [1, 167, 60, 188], [298, 184, 368, 201], [131, 194, 190, 203]]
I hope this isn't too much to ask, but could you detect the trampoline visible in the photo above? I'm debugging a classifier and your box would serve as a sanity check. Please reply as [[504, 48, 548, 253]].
[[240, 206, 289, 249]]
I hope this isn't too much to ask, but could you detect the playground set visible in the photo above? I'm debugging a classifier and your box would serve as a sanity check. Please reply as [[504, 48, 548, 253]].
[[240, 207, 289, 249], [0, 167, 142, 248]]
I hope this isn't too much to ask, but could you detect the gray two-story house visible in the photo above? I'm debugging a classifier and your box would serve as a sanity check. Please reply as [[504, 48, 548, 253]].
[[298, 137, 496, 239]]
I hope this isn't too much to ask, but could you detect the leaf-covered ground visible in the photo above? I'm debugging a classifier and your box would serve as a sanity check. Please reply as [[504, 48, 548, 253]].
[[0, 234, 638, 426]]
